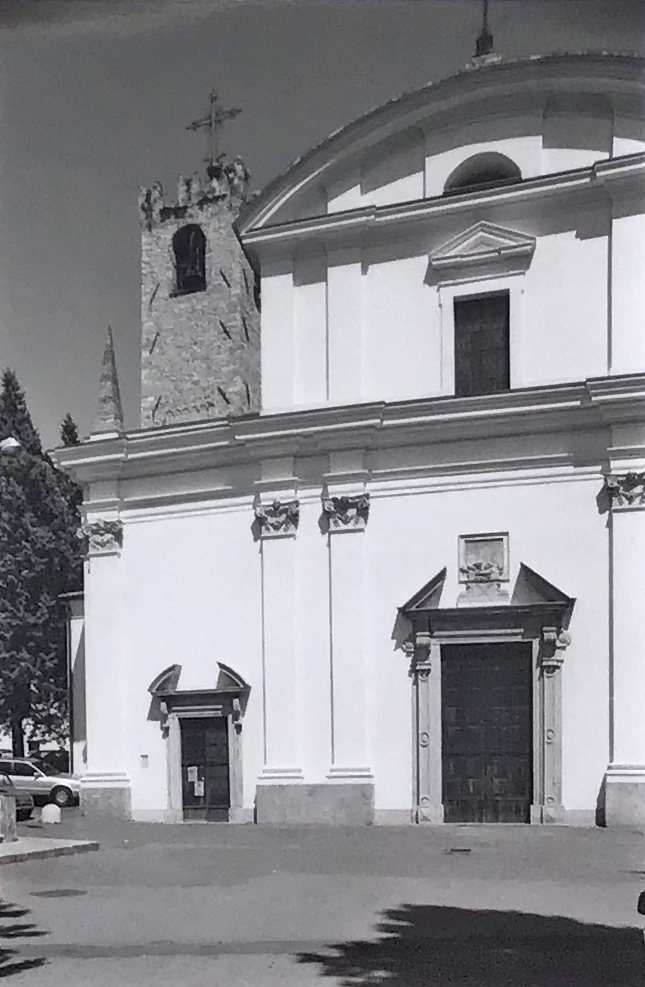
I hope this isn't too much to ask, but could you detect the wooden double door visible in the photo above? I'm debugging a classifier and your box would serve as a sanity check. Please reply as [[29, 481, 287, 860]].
[[180, 717, 231, 821], [441, 643, 533, 823]]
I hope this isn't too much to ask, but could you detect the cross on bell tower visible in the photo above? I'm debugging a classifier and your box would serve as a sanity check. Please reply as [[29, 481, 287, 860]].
[[186, 91, 242, 166], [475, 0, 494, 58]]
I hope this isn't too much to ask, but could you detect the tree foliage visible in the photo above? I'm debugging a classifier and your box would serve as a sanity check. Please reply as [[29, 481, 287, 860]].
[[0, 370, 82, 754], [60, 412, 80, 447]]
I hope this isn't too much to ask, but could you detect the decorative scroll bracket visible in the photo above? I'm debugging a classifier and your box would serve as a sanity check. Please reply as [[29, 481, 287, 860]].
[[541, 626, 572, 673]]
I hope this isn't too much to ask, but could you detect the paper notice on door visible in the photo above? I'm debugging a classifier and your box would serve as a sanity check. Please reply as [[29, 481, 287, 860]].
[[187, 766, 198, 783], [194, 780, 205, 797]]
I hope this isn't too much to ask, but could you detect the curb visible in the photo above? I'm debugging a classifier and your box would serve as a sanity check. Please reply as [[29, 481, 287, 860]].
[[0, 841, 99, 864]]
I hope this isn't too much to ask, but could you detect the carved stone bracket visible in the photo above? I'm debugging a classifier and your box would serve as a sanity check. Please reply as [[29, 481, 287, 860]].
[[254, 499, 300, 537], [79, 519, 123, 557], [605, 472, 645, 508], [322, 494, 370, 532], [459, 561, 503, 582], [541, 626, 572, 672]]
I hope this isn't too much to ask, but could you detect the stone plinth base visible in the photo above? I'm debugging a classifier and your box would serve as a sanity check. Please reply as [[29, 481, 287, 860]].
[[0, 796, 17, 843], [605, 768, 645, 826], [80, 773, 131, 820], [255, 783, 374, 825]]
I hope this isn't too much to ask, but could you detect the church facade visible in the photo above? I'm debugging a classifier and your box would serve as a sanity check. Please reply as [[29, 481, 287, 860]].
[[57, 51, 645, 827]]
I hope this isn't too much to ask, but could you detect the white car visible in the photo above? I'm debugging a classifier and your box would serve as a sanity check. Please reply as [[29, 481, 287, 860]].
[[0, 758, 80, 807]]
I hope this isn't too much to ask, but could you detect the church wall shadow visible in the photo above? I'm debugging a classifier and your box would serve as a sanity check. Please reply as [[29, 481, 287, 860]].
[[298, 903, 643, 987], [0, 900, 47, 978]]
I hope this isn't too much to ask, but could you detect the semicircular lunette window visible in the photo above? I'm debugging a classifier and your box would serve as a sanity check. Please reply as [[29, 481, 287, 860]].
[[172, 224, 206, 295], [444, 152, 522, 195]]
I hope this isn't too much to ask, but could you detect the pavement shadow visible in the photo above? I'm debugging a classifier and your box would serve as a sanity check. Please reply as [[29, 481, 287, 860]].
[[298, 903, 644, 986], [0, 900, 47, 978]]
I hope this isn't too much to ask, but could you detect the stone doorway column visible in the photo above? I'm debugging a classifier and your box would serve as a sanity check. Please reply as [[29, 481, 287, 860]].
[[80, 518, 131, 818], [604, 472, 645, 825], [537, 628, 571, 823], [409, 632, 443, 823]]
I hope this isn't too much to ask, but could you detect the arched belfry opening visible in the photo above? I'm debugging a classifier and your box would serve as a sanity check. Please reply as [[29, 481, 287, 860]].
[[172, 224, 206, 294], [444, 152, 522, 195]]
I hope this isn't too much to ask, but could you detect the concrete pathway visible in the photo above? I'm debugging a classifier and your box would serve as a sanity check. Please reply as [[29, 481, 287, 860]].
[[0, 836, 98, 865], [0, 820, 642, 985]]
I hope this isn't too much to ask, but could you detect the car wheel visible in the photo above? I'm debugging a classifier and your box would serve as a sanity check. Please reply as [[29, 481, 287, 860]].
[[16, 808, 32, 822], [51, 786, 72, 808]]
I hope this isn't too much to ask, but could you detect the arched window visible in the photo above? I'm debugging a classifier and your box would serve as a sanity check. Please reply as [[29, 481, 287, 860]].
[[444, 153, 522, 195], [172, 224, 206, 294]]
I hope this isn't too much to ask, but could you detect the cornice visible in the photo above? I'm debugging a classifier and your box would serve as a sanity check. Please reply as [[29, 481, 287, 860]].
[[53, 375, 645, 492], [241, 154, 645, 256]]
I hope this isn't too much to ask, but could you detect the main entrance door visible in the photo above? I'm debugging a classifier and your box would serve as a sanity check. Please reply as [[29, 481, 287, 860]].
[[180, 717, 231, 821], [441, 643, 533, 823]]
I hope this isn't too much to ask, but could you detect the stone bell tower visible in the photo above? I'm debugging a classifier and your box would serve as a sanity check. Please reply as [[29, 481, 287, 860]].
[[138, 98, 260, 428]]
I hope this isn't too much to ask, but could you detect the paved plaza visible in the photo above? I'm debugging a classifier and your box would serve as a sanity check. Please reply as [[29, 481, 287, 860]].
[[0, 816, 643, 985]]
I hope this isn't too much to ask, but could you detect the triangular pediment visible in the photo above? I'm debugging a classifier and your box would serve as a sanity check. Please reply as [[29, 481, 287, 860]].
[[430, 221, 536, 272], [399, 568, 446, 614], [510, 564, 574, 606]]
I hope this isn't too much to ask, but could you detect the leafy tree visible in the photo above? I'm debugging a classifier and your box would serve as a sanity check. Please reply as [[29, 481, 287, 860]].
[[0, 370, 82, 755], [60, 412, 80, 447]]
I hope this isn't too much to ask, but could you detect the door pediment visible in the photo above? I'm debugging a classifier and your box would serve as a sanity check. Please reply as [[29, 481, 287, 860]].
[[429, 221, 536, 279], [400, 563, 574, 638]]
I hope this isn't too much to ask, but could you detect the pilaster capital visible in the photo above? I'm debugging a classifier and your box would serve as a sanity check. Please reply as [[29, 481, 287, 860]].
[[254, 499, 300, 538], [79, 518, 123, 557], [605, 472, 645, 509], [322, 494, 370, 532]]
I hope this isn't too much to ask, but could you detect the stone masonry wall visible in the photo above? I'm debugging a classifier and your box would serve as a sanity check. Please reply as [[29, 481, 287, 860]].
[[140, 188, 260, 428]]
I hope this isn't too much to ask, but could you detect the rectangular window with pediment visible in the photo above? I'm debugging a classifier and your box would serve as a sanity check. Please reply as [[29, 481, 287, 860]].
[[454, 292, 510, 397]]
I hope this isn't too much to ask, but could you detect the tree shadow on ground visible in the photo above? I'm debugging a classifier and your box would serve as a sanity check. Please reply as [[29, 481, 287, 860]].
[[298, 903, 644, 986], [0, 900, 47, 978]]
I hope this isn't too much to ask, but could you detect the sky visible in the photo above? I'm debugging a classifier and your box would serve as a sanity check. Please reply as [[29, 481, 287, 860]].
[[0, 0, 644, 448]]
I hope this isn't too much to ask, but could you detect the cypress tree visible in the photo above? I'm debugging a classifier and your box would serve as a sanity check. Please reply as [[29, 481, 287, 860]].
[[60, 412, 80, 447], [0, 371, 82, 755]]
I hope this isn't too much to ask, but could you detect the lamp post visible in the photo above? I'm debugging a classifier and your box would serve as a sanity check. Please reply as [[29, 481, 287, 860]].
[[0, 436, 21, 455]]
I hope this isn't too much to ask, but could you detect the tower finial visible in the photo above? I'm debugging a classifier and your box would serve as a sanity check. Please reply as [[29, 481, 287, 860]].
[[91, 326, 124, 437], [186, 91, 242, 166], [475, 0, 494, 58]]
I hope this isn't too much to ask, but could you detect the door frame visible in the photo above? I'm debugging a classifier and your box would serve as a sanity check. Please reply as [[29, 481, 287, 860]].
[[406, 606, 572, 825], [169, 708, 241, 822]]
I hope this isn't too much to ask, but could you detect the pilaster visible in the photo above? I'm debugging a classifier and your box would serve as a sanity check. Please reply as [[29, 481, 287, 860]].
[[254, 460, 303, 787], [327, 248, 363, 404], [604, 471, 645, 825], [79, 512, 131, 818], [323, 455, 372, 784]]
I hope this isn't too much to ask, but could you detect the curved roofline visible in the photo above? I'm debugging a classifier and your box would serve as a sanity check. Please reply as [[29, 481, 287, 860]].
[[238, 51, 645, 234]]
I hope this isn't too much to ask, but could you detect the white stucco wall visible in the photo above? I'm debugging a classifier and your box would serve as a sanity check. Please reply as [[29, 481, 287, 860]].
[[102, 458, 610, 821], [117, 503, 263, 816], [259, 189, 630, 412]]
